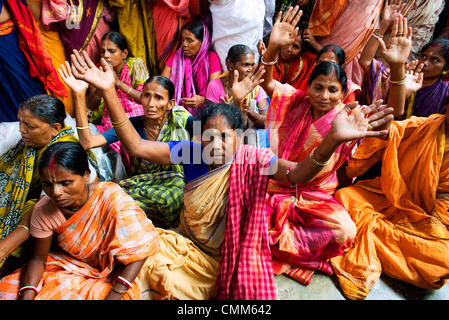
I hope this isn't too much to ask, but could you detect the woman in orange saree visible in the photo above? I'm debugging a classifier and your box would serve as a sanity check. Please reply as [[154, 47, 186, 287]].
[[260, 6, 410, 285], [0, 142, 159, 300]]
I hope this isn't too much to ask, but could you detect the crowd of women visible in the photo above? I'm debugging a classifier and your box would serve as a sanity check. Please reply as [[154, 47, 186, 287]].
[[0, 0, 449, 301]]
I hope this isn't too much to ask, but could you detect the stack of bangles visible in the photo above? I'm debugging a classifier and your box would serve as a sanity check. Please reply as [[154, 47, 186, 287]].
[[18, 286, 39, 296], [389, 76, 407, 86], [111, 276, 133, 294], [261, 56, 279, 66], [111, 118, 129, 129]]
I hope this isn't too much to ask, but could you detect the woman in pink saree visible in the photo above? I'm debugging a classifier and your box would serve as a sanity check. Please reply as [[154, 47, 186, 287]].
[[260, 7, 410, 285]]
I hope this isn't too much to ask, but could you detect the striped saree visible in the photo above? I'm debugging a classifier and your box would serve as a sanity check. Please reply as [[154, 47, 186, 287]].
[[265, 82, 357, 285], [0, 127, 95, 267], [119, 106, 192, 228], [0, 182, 159, 300]]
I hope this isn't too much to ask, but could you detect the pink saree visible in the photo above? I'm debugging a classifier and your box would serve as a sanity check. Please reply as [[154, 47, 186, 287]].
[[265, 82, 357, 285]]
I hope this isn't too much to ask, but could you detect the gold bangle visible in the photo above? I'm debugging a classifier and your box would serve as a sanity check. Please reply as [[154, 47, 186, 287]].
[[389, 76, 407, 86], [126, 86, 133, 95], [111, 118, 129, 128], [110, 286, 128, 294], [16, 224, 29, 232], [310, 148, 330, 167], [76, 126, 90, 130]]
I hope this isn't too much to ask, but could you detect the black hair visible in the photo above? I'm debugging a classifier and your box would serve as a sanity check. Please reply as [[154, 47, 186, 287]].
[[317, 44, 346, 66], [19, 94, 66, 127], [101, 31, 131, 56], [38, 141, 90, 176], [420, 38, 449, 70], [199, 103, 244, 131], [181, 21, 205, 42], [144, 75, 175, 100], [226, 44, 254, 65], [307, 61, 348, 91]]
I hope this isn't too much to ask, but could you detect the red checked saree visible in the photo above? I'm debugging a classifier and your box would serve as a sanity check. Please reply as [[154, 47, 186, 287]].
[[0, 182, 159, 300], [265, 82, 357, 285]]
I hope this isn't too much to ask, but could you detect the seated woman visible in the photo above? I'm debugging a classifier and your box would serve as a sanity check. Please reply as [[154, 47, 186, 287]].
[[69, 48, 394, 299], [205, 44, 269, 147], [87, 31, 149, 169], [161, 21, 222, 117], [0, 94, 98, 278], [316, 44, 361, 103], [359, 2, 448, 118], [330, 99, 449, 300], [262, 27, 322, 93], [59, 61, 193, 229], [0, 141, 159, 300], [258, 7, 409, 286]]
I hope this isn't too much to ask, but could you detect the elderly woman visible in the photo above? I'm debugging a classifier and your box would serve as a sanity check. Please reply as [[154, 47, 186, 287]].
[[59, 59, 193, 229], [258, 7, 410, 285], [0, 94, 98, 277], [68, 47, 394, 300], [0, 141, 159, 300], [161, 20, 222, 116]]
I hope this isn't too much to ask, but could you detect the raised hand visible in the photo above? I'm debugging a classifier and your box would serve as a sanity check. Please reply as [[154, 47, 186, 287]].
[[268, 6, 303, 50], [70, 49, 116, 92], [58, 61, 88, 95], [404, 60, 424, 97], [257, 40, 266, 57], [378, 15, 412, 67], [231, 65, 266, 103], [329, 101, 394, 143], [379, 0, 404, 34]]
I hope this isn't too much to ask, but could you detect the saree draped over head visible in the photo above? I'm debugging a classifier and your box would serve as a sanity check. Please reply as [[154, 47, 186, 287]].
[[308, 0, 385, 86], [4, 0, 66, 98], [0, 127, 96, 267], [0, 17, 43, 122], [265, 82, 357, 286], [119, 106, 192, 229], [169, 21, 212, 116], [0, 182, 159, 300], [331, 115, 449, 300], [215, 145, 278, 300]]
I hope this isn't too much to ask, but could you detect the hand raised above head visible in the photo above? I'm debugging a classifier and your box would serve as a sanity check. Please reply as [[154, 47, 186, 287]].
[[58, 60, 88, 95], [70, 49, 116, 92], [378, 15, 412, 67], [268, 6, 303, 49]]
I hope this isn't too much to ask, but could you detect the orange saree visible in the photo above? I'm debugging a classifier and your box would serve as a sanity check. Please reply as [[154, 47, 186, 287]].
[[331, 115, 449, 300], [0, 182, 159, 300]]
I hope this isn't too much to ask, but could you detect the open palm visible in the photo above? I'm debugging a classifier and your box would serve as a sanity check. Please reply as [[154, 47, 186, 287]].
[[379, 15, 412, 66], [231, 66, 265, 102], [70, 49, 116, 92], [269, 6, 302, 49], [58, 61, 88, 95]]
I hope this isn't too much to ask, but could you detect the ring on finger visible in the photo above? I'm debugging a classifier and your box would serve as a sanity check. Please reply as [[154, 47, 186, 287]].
[[367, 123, 373, 131]]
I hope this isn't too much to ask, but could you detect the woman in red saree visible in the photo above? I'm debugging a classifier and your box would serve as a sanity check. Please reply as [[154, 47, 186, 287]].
[[0, 142, 159, 300], [259, 7, 410, 285]]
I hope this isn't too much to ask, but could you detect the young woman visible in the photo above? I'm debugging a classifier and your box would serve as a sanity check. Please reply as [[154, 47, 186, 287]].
[[87, 31, 149, 163], [258, 6, 410, 285], [59, 60, 192, 228], [206, 44, 269, 130], [67, 47, 394, 299], [0, 95, 98, 277], [0, 142, 159, 300], [161, 21, 222, 116]]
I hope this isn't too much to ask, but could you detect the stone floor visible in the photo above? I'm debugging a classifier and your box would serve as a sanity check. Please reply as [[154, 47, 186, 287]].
[[275, 273, 449, 300]]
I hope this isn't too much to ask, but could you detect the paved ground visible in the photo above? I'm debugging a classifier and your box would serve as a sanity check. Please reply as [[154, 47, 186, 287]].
[[275, 273, 449, 300]]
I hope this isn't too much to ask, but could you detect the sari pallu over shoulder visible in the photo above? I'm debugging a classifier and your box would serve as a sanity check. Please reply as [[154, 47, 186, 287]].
[[0, 182, 159, 300]]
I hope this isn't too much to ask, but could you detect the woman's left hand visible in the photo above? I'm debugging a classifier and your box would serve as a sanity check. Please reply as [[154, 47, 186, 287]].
[[58, 61, 89, 95], [404, 60, 424, 97], [182, 95, 205, 108], [231, 65, 266, 103], [329, 101, 394, 143]]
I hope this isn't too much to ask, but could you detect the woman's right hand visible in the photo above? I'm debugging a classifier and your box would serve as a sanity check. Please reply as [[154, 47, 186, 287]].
[[268, 6, 303, 50], [404, 60, 424, 97], [378, 15, 412, 67], [58, 61, 88, 96], [70, 49, 116, 93], [379, 0, 404, 34], [230, 65, 265, 103]]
